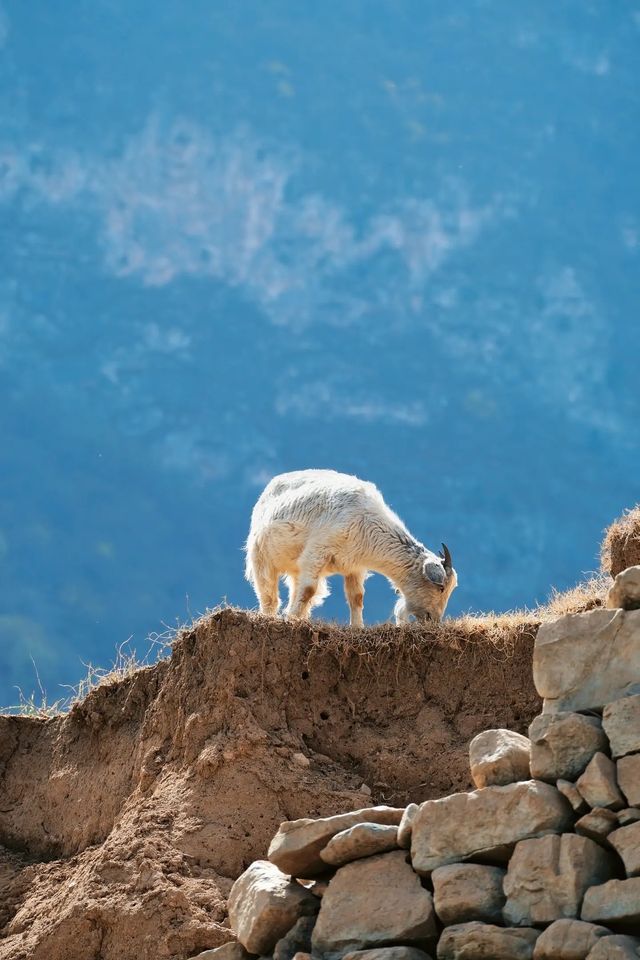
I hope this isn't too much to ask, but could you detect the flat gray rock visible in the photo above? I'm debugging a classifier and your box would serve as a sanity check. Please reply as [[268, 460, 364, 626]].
[[320, 823, 399, 866], [533, 609, 640, 713], [529, 712, 608, 782], [603, 695, 640, 759], [342, 949, 433, 960], [312, 851, 437, 960], [228, 860, 318, 955], [582, 877, 640, 925], [432, 863, 506, 925], [411, 780, 573, 875], [618, 755, 640, 806], [608, 821, 640, 878], [532, 919, 611, 960], [268, 806, 405, 878], [575, 808, 619, 844], [469, 728, 531, 789], [437, 922, 538, 960], [557, 778, 588, 814], [503, 834, 615, 926], [576, 753, 625, 811], [618, 808, 640, 827], [586, 935, 640, 959], [607, 566, 640, 611]]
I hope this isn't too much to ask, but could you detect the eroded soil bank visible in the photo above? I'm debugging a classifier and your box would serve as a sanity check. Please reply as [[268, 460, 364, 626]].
[[0, 609, 540, 960]]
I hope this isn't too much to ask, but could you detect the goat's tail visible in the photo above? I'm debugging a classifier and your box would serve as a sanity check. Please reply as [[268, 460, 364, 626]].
[[244, 523, 279, 585], [244, 532, 258, 585]]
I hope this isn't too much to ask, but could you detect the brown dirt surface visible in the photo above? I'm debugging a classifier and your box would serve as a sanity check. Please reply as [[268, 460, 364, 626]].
[[601, 505, 640, 577], [0, 607, 547, 960]]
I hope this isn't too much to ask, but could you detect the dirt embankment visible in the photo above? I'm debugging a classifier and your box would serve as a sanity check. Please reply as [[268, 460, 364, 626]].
[[0, 609, 540, 960]]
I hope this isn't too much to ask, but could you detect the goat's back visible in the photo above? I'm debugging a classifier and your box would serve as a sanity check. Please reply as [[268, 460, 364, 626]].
[[251, 469, 385, 528], [245, 470, 410, 585]]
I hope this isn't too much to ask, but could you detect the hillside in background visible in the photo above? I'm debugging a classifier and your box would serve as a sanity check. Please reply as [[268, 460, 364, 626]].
[[1, 1, 639, 703]]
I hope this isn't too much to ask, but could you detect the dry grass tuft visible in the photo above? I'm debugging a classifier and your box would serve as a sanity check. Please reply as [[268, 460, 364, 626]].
[[601, 505, 640, 578], [540, 572, 609, 618], [3, 630, 176, 718], [6, 688, 69, 721]]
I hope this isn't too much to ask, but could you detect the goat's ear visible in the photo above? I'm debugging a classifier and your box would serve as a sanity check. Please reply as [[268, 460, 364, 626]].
[[423, 560, 445, 586]]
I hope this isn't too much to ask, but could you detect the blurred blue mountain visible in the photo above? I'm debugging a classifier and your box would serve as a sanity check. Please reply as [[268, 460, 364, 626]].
[[0, 1, 638, 705]]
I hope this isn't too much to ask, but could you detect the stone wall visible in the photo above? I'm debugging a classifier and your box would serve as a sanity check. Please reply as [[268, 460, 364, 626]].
[[209, 567, 640, 960]]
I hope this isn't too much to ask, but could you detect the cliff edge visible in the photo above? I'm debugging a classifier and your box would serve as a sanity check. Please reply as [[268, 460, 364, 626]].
[[0, 609, 542, 960]]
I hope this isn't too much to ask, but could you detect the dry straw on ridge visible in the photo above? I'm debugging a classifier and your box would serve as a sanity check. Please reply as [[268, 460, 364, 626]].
[[304, 571, 608, 672]]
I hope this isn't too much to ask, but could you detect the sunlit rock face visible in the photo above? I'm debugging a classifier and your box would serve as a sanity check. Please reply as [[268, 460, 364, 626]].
[[0, 2, 639, 702]]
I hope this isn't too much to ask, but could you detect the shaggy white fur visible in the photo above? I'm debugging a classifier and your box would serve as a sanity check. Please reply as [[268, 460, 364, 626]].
[[245, 469, 457, 626]]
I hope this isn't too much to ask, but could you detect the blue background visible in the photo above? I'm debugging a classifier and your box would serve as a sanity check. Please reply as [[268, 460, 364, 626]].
[[1, 2, 638, 705]]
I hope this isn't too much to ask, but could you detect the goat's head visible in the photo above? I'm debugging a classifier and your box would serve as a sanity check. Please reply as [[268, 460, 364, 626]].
[[394, 542, 457, 624]]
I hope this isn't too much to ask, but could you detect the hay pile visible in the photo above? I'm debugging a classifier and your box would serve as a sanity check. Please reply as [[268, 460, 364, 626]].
[[601, 505, 640, 578]]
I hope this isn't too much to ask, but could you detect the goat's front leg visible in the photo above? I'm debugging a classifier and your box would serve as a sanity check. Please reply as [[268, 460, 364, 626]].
[[288, 574, 321, 619], [344, 572, 365, 628]]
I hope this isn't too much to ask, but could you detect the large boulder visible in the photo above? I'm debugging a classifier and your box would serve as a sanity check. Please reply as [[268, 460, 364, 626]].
[[575, 808, 619, 844], [320, 823, 399, 867], [437, 923, 538, 960], [342, 950, 433, 960], [602, 695, 640, 759], [411, 780, 573, 874], [529, 713, 608, 782], [432, 863, 506, 925], [311, 851, 437, 959], [576, 754, 625, 811], [582, 877, 640, 925], [533, 609, 640, 712], [273, 916, 316, 960], [228, 860, 318, 955], [503, 834, 615, 926], [268, 806, 405, 878], [617, 755, 640, 807], [586, 936, 640, 959], [532, 919, 611, 960], [608, 822, 640, 878], [606, 566, 640, 611], [468, 729, 531, 789]]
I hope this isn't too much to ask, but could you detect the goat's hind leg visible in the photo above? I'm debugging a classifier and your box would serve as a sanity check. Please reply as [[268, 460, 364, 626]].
[[253, 566, 280, 617]]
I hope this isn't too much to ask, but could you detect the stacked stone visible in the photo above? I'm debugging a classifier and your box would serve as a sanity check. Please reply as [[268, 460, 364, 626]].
[[198, 567, 640, 960]]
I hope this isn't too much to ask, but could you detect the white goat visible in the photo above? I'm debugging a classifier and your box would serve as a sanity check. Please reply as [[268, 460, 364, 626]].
[[245, 469, 457, 626]]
